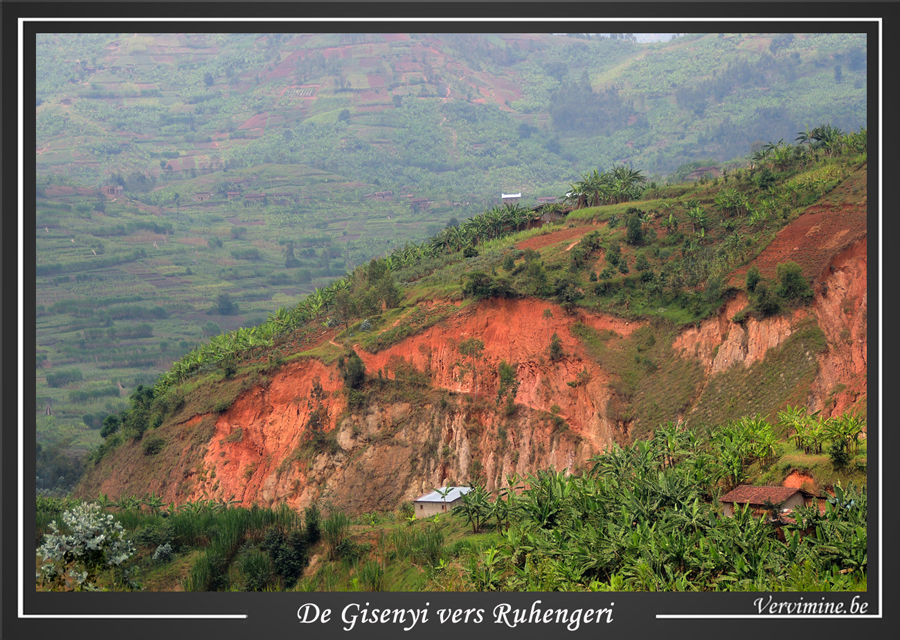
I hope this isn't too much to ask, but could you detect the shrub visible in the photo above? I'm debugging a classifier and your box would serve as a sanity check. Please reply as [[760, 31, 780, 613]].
[[704, 275, 724, 302], [142, 436, 166, 456], [338, 351, 366, 389], [241, 549, 274, 591], [635, 254, 651, 272], [605, 244, 621, 267], [303, 504, 321, 545], [135, 522, 175, 548], [829, 440, 850, 469], [152, 543, 174, 564], [269, 537, 305, 588], [37, 502, 136, 590], [753, 281, 781, 316], [398, 501, 415, 520], [549, 333, 564, 362], [334, 538, 368, 565], [746, 266, 761, 292], [46, 368, 83, 388], [625, 212, 644, 245], [776, 261, 814, 301]]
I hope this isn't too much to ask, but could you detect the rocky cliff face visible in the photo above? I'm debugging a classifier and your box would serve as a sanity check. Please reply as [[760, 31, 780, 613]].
[[673, 236, 867, 419], [76, 238, 867, 515]]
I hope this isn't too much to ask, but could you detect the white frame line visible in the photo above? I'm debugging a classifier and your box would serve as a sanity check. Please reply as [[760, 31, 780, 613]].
[[20, 17, 879, 622]]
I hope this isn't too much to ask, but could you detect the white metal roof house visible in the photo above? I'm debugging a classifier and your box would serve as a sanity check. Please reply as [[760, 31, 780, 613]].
[[413, 486, 472, 518]]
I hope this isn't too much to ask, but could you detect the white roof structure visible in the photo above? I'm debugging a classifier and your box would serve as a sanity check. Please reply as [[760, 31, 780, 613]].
[[414, 487, 473, 503], [501, 192, 522, 199]]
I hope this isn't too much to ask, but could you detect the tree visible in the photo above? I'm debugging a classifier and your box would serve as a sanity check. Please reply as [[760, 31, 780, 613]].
[[215, 293, 238, 315], [100, 414, 121, 438], [625, 212, 644, 245], [203, 72, 214, 87], [334, 288, 356, 331], [776, 261, 813, 301], [686, 206, 706, 233], [458, 337, 485, 400], [549, 332, 564, 361], [338, 109, 351, 122], [283, 241, 300, 268], [452, 485, 491, 534]]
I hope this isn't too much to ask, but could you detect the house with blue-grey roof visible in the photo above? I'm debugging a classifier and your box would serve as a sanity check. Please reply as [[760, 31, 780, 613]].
[[414, 486, 472, 518]]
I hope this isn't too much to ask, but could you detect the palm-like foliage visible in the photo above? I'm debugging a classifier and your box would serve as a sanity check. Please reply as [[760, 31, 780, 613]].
[[452, 485, 492, 534], [686, 205, 706, 233], [566, 165, 645, 209], [450, 418, 867, 592]]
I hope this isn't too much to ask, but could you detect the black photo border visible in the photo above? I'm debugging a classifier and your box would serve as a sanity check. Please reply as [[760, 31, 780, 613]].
[[2, 2, 890, 639]]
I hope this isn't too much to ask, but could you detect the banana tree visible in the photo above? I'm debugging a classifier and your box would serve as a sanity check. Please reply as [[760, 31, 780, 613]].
[[452, 484, 492, 534], [686, 206, 706, 233]]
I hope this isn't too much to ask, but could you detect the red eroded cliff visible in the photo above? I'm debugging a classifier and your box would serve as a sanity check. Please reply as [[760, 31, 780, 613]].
[[75, 233, 867, 514]]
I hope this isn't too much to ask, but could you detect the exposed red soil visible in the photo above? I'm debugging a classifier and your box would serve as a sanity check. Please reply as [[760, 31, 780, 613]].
[[731, 201, 866, 285], [238, 112, 268, 130], [516, 225, 600, 251], [783, 470, 816, 490], [267, 66, 293, 80], [357, 90, 384, 101]]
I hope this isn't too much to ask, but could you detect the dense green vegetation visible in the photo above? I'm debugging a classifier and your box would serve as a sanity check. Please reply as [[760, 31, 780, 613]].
[[37, 410, 866, 592]]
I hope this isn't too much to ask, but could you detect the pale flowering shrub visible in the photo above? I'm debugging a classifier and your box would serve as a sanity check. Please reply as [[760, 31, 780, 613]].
[[152, 542, 174, 564], [37, 502, 136, 590]]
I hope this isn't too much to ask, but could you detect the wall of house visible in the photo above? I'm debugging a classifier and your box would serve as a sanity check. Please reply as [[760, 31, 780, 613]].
[[414, 501, 454, 518]]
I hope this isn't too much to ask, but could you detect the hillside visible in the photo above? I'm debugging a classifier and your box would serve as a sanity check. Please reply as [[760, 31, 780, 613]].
[[74, 138, 868, 513], [35, 32, 867, 485]]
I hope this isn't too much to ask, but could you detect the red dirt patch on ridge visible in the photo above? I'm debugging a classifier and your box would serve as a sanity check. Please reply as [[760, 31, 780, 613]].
[[731, 201, 866, 285], [517, 225, 599, 252], [238, 112, 268, 130]]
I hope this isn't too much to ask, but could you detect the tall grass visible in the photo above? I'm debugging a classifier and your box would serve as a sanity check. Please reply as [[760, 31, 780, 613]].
[[180, 504, 302, 591], [358, 560, 386, 591], [388, 525, 445, 566], [322, 511, 351, 553]]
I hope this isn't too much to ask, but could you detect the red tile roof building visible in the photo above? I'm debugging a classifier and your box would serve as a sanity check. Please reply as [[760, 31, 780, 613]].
[[719, 485, 818, 517]]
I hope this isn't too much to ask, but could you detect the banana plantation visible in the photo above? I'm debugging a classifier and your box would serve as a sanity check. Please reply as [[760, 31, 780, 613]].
[[448, 418, 866, 592]]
